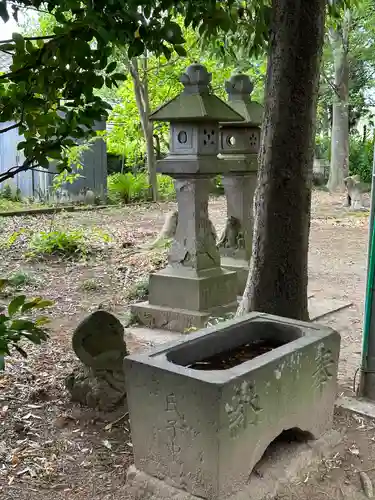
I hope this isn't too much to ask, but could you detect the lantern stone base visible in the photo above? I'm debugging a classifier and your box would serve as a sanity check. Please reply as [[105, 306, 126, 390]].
[[131, 267, 238, 332], [221, 256, 249, 296], [124, 313, 340, 500], [131, 301, 237, 333]]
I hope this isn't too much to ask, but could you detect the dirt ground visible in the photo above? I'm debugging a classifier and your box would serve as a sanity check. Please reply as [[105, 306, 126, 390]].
[[0, 189, 373, 499]]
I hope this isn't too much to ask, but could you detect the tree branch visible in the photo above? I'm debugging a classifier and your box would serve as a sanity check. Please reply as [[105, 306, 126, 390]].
[[0, 160, 34, 184], [321, 67, 341, 98], [0, 122, 21, 134], [0, 35, 56, 44]]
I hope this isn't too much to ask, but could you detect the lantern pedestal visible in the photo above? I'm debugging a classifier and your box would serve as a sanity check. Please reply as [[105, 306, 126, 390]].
[[132, 176, 238, 332], [131, 64, 243, 333], [218, 170, 258, 295], [218, 75, 263, 295]]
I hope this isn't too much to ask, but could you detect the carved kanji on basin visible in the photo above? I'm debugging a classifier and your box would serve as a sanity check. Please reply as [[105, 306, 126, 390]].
[[124, 312, 340, 499], [131, 64, 243, 332]]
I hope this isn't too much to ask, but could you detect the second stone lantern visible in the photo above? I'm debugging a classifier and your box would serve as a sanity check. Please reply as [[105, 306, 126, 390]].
[[218, 74, 264, 295], [131, 64, 243, 332]]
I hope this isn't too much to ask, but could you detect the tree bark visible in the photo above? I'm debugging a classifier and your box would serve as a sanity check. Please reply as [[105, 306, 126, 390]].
[[327, 12, 350, 192], [237, 0, 325, 321], [128, 57, 158, 201]]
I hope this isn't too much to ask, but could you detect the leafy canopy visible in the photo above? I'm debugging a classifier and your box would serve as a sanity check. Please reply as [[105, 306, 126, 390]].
[[0, 0, 354, 184]]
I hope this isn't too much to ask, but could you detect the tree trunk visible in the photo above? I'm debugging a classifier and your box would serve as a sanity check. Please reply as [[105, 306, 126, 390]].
[[145, 121, 158, 200], [140, 56, 158, 201], [327, 14, 350, 192], [237, 0, 325, 321], [128, 58, 158, 201]]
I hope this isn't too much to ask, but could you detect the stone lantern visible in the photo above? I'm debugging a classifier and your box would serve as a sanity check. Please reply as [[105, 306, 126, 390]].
[[218, 74, 263, 295], [131, 64, 243, 332]]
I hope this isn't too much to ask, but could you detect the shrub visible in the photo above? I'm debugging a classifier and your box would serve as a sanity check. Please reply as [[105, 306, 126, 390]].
[[108, 172, 177, 203], [315, 136, 330, 160], [28, 229, 88, 257], [157, 174, 175, 201], [349, 138, 374, 183], [125, 279, 149, 301], [0, 279, 53, 370], [80, 278, 100, 291], [0, 184, 22, 202], [8, 270, 34, 288], [107, 172, 150, 204], [6, 227, 111, 259]]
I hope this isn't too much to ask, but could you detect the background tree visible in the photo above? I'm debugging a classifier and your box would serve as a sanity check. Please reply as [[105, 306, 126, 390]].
[[322, 0, 375, 191]]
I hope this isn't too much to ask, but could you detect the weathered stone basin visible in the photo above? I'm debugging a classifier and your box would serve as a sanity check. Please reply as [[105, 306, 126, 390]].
[[124, 312, 340, 500]]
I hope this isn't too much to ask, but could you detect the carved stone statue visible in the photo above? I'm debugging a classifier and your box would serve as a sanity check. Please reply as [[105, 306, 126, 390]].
[[141, 210, 217, 250], [217, 216, 245, 251], [65, 310, 128, 411], [344, 174, 368, 210]]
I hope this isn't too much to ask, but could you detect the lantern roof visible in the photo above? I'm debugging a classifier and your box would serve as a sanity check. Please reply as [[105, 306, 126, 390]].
[[223, 74, 263, 126], [149, 64, 243, 123]]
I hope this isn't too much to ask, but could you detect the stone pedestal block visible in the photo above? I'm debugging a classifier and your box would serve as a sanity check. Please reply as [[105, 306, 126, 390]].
[[131, 176, 238, 332], [220, 257, 249, 297], [124, 312, 340, 500], [218, 174, 257, 294]]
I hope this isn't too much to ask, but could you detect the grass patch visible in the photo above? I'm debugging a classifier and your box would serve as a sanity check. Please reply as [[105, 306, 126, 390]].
[[80, 278, 101, 291], [125, 279, 149, 301], [7, 270, 35, 288], [6, 226, 112, 259]]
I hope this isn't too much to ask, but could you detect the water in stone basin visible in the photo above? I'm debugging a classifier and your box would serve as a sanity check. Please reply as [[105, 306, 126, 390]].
[[186, 338, 288, 370]]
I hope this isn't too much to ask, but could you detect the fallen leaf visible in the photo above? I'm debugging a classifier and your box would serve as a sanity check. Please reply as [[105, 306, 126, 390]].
[[349, 445, 360, 456], [1, 405, 9, 417], [102, 440, 112, 450]]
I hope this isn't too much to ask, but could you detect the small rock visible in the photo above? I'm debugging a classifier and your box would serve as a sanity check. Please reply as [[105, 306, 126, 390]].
[[360, 471, 374, 498], [122, 241, 134, 248]]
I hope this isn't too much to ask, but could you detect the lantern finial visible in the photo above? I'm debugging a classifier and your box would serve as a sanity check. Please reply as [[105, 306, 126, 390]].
[[225, 74, 254, 101], [180, 63, 212, 94]]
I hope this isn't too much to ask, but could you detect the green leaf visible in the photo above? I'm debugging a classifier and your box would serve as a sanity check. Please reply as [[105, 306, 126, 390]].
[[55, 11, 67, 24], [0, 43, 15, 51], [0, 279, 9, 290], [8, 295, 26, 316], [12, 32, 23, 44], [128, 39, 145, 58], [47, 149, 63, 160], [162, 45, 172, 60], [106, 61, 117, 73], [164, 22, 185, 44], [31, 300, 54, 309], [174, 45, 187, 57], [26, 40, 34, 54], [10, 319, 35, 331], [35, 316, 50, 326], [111, 73, 127, 81], [20, 299, 39, 313], [0, 355, 4, 371]]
